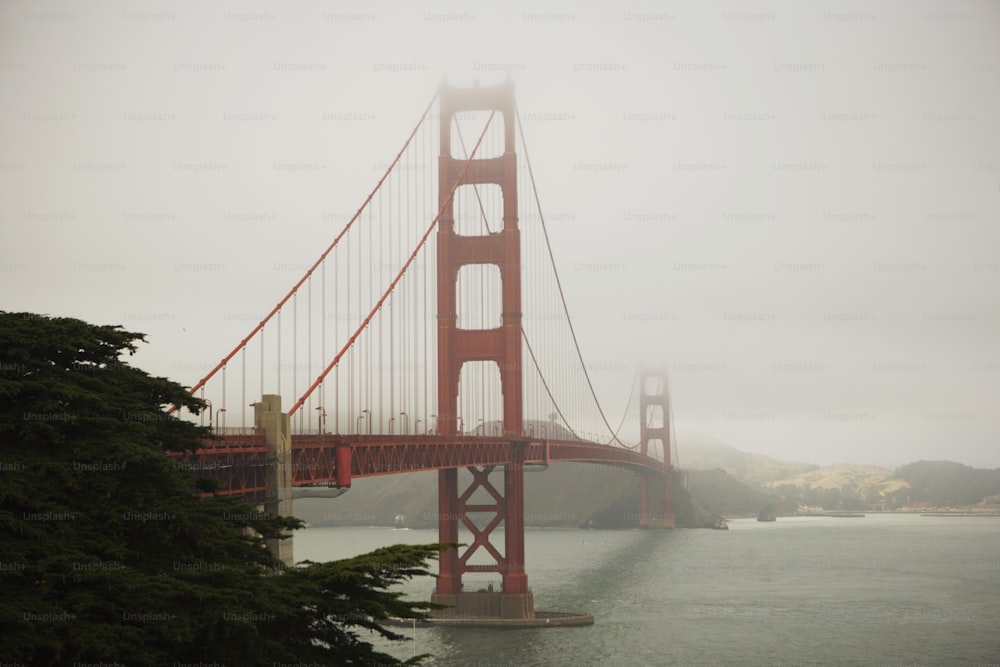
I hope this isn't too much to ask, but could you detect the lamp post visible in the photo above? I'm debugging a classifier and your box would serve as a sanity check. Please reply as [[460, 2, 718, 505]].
[[429, 414, 437, 435], [414, 418, 422, 435], [315, 406, 326, 437], [215, 408, 226, 430], [357, 409, 369, 435], [400, 411, 409, 435], [389, 416, 395, 435]]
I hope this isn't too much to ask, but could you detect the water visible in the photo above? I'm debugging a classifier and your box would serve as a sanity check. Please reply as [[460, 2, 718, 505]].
[[295, 514, 1000, 666]]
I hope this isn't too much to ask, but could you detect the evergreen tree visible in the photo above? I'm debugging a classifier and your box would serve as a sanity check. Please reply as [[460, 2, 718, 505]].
[[0, 311, 441, 665]]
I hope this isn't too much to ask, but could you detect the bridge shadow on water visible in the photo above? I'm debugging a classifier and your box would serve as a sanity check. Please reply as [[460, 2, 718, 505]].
[[413, 527, 690, 666]]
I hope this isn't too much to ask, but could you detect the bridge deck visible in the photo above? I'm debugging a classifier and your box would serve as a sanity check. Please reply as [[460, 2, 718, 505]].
[[168, 434, 668, 502]]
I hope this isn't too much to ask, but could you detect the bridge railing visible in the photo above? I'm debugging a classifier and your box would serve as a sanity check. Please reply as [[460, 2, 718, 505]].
[[207, 426, 262, 437]]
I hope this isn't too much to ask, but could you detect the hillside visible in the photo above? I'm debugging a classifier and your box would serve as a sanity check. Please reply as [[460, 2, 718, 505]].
[[293, 457, 789, 529], [675, 433, 818, 485], [684, 468, 796, 517], [678, 436, 1000, 510], [762, 461, 1000, 511], [894, 460, 1000, 508], [767, 464, 909, 509], [292, 440, 1000, 528]]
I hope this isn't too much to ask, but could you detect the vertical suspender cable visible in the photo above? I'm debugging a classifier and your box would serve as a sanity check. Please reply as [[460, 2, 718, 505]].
[[240, 347, 246, 429], [307, 278, 312, 432], [368, 177, 374, 429], [293, 295, 298, 432], [221, 365, 227, 430], [346, 225, 351, 428], [277, 310, 282, 398]]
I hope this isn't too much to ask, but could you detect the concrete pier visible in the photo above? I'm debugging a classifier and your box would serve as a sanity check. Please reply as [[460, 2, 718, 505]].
[[255, 394, 293, 566]]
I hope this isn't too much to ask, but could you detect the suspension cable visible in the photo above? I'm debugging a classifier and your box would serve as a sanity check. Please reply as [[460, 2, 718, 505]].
[[289, 110, 499, 416], [173, 91, 440, 409], [606, 366, 641, 448], [515, 103, 629, 447]]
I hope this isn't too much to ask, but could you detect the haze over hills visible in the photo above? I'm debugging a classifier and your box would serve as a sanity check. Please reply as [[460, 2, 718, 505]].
[[673, 432, 819, 485], [678, 433, 1000, 511], [293, 433, 1000, 529]]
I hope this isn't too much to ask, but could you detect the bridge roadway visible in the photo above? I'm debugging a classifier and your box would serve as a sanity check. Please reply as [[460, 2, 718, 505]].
[[169, 431, 666, 505]]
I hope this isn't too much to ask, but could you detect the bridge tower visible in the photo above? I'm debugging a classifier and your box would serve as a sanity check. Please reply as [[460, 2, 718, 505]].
[[432, 80, 534, 620], [639, 367, 675, 528]]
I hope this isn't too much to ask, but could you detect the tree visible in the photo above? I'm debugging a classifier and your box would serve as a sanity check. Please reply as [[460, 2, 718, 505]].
[[0, 311, 441, 665]]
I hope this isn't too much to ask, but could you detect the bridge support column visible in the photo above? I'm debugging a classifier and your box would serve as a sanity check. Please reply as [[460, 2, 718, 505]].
[[256, 394, 294, 565], [431, 80, 536, 621], [640, 473, 675, 529], [639, 368, 674, 528], [431, 458, 535, 621], [435, 468, 461, 595]]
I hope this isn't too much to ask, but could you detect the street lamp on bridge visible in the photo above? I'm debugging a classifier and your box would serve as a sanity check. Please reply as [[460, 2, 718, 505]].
[[429, 414, 437, 434], [414, 418, 422, 434], [315, 406, 326, 437], [215, 408, 226, 431], [400, 411, 409, 435], [357, 409, 369, 435]]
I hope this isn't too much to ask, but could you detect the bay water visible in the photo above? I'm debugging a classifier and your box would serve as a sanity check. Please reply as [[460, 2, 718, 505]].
[[295, 514, 1000, 666]]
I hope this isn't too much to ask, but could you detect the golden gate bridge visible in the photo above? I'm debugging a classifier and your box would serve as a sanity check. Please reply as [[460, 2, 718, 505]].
[[170, 80, 677, 624]]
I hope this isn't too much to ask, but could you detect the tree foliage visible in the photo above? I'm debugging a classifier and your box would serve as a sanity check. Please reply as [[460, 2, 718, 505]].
[[0, 311, 441, 665]]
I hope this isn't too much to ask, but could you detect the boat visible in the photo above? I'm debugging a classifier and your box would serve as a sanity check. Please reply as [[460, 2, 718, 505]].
[[394, 514, 405, 529], [757, 508, 776, 522]]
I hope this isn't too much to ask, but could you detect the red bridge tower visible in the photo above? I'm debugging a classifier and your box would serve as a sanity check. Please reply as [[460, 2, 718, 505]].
[[431, 80, 534, 620]]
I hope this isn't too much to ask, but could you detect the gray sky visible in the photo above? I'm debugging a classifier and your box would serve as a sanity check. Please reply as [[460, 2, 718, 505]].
[[2, 0, 998, 468]]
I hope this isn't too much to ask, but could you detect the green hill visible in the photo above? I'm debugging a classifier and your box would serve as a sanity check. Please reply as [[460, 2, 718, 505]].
[[893, 460, 1000, 508], [684, 468, 797, 517]]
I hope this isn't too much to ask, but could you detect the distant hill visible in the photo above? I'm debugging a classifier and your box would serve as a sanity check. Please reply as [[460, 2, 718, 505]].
[[675, 433, 818, 485], [293, 455, 792, 529], [684, 468, 796, 517], [761, 460, 1000, 511], [894, 460, 1000, 508], [294, 462, 736, 530], [766, 464, 909, 507], [292, 437, 1000, 528]]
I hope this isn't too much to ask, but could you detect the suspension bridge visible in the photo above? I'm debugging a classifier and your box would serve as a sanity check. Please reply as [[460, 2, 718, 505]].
[[170, 80, 677, 623]]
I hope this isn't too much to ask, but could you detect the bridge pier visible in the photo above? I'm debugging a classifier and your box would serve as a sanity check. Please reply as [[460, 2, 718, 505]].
[[256, 394, 294, 565], [431, 453, 535, 621], [640, 473, 675, 528]]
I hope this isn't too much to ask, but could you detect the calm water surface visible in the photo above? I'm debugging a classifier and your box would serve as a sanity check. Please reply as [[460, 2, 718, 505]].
[[296, 514, 1000, 666]]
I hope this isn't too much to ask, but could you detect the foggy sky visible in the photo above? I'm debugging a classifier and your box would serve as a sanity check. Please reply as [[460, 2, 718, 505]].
[[1, 0, 998, 468]]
